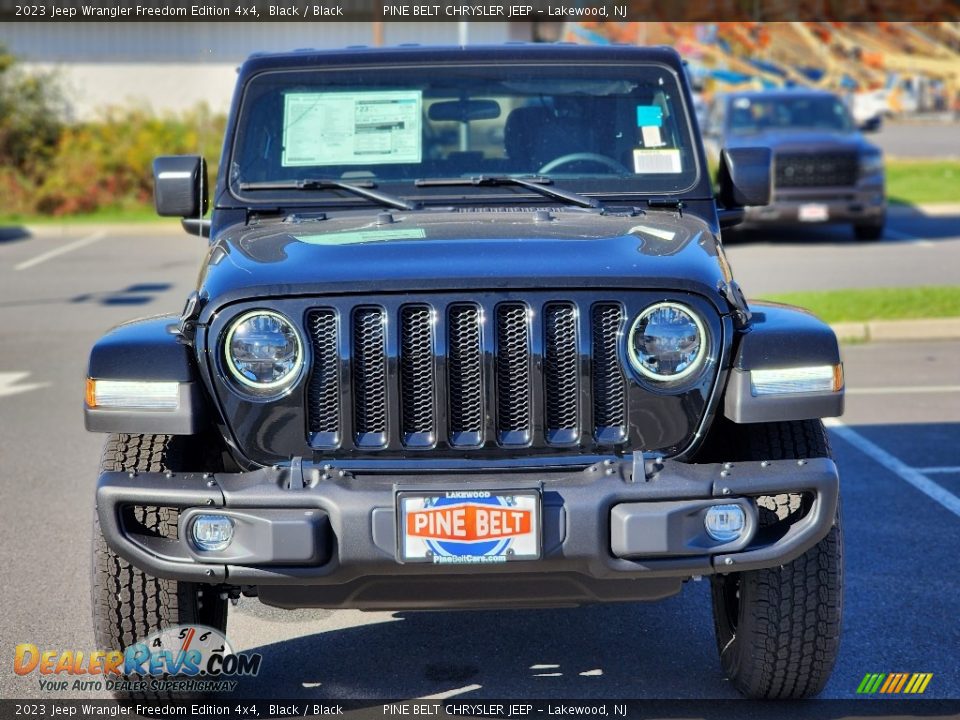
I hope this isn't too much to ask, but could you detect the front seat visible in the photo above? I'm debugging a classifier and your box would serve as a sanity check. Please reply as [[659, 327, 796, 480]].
[[504, 106, 584, 171]]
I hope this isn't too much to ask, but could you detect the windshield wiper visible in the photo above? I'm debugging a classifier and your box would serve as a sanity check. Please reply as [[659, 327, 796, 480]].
[[238, 178, 417, 211], [414, 175, 602, 210]]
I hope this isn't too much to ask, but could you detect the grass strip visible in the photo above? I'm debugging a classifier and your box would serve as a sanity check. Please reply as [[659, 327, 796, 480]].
[[758, 286, 960, 323], [886, 160, 960, 206]]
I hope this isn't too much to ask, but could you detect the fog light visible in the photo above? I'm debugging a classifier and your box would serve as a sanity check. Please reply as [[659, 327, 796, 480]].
[[192, 514, 234, 552], [704, 504, 746, 543]]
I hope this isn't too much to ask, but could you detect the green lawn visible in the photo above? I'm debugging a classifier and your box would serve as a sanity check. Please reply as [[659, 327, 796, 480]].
[[758, 286, 960, 324], [886, 160, 960, 206], [0, 206, 161, 225]]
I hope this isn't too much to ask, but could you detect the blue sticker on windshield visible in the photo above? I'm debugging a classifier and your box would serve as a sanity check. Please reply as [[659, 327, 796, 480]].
[[636, 105, 663, 127]]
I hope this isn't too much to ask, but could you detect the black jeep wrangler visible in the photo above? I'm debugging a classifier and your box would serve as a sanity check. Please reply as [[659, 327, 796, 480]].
[[87, 45, 845, 699]]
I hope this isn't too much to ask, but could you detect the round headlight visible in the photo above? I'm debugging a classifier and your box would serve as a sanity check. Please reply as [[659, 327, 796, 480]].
[[627, 302, 706, 382], [225, 310, 303, 391]]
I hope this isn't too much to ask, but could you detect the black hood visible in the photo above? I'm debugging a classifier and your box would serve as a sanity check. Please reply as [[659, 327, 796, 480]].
[[195, 209, 733, 320]]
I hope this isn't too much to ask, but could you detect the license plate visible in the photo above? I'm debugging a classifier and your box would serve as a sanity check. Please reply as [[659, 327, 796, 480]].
[[798, 203, 829, 222], [397, 490, 540, 564]]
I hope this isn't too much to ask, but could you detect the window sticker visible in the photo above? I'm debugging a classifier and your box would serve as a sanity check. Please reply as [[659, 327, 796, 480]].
[[641, 125, 664, 148], [295, 228, 426, 246], [633, 148, 682, 174], [635, 105, 663, 127], [282, 90, 422, 167]]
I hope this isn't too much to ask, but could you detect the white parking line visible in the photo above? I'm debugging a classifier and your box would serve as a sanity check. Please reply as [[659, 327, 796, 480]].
[[14, 231, 107, 271], [417, 684, 482, 700], [847, 385, 960, 395], [0, 371, 50, 398], [883, 227, 934, 247], [824, 418, 960, 519]]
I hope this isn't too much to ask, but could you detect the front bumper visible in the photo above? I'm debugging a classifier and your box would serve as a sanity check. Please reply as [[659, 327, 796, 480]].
[[96, 456, 839, 609], [744, 182, 885, 225]]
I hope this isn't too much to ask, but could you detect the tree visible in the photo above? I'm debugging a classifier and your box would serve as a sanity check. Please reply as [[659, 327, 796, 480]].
[[0, 45, 66, 175]]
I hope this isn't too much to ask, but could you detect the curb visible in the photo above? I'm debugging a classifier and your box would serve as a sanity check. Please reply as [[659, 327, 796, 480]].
[[831, 318, 960, 343]]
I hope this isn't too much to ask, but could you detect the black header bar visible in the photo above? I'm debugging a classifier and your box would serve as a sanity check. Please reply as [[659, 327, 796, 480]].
[[1, 699, 960, 719], [2, 0, 958, 22]]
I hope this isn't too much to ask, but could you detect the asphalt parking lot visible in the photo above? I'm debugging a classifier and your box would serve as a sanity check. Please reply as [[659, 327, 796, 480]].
[[0, 217, 957, 703]]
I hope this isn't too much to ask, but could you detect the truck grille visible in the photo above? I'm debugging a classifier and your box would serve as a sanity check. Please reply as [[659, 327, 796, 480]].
[[305, 295, 631, 452], [774, 151, 859, 188]]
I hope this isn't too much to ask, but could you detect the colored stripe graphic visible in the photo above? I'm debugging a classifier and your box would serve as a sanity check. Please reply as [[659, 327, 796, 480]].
[[856, 673, 874, 694], [857, 672, 932, 694]]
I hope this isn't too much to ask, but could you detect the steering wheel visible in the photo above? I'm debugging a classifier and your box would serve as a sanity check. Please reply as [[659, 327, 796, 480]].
[[538, 152, 632, 175]]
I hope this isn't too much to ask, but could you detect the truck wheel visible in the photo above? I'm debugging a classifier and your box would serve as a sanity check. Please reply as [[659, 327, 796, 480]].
[[853, 220, 884, 241], [91, 434, 227, 696], [709, 420, 843, 699]]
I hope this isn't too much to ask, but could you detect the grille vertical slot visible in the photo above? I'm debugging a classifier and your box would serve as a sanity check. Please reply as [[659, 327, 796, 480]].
[[544, 302, 579, 445], [306, 308, 340, 448], [591, 303, 627, 444], [400, 304, 436, 448], [447, 304, 484, 447], [495, 303, 532, 445], [352, 307, 388, 448]]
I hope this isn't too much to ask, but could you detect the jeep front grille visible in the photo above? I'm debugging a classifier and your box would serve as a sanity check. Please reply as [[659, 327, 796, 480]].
[[774, 151, 859, 188], [305, 295, 633, 452]]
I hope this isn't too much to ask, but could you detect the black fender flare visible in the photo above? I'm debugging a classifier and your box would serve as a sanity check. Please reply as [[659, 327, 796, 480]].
[[84, 315, 209, 434], [724, 302, 844, 424]]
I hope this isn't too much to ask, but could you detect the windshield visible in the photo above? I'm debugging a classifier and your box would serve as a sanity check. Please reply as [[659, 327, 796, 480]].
[[727, 95, 853, 134], [230, 62, 700, 205]]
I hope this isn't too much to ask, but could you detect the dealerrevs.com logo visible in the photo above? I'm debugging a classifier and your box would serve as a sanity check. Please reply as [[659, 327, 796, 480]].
[[14, 624, 261, 694]]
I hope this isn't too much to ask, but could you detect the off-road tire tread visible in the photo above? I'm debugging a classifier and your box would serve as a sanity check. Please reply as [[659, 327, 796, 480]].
[[91, 434, 226, 697], [711, 420, 843, 699]]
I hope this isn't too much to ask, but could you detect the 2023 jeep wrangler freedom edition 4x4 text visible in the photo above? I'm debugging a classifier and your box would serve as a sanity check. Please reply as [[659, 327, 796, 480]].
[[86, 45, 844, 699]]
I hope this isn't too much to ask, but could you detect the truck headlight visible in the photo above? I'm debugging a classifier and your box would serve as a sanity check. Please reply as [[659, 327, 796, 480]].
[[860, 151, 884, 177], [627, 302, 706, 382], [225, 310, 304, 392]]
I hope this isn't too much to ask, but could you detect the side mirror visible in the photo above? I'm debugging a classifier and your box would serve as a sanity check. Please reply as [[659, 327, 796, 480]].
[[153, 155, 208, 218], [717, 147, 772, 208]]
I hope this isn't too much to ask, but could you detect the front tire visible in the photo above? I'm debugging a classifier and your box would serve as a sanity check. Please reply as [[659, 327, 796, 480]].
[[709, 420, 843, 699], [91, 434, 227, 696]]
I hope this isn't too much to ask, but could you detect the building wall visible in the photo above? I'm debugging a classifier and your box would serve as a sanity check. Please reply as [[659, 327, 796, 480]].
[[2, 21, 532, 118]]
